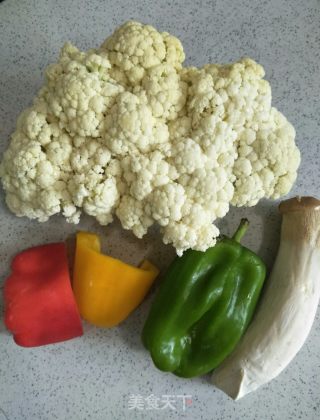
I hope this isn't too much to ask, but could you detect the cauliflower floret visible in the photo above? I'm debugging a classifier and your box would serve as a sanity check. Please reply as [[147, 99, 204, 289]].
[[163, 204, 220, 256], [147, 182, 186, 226], [83, 177, 119, 225], [46, 133, 73, 168], [43, 43, 124, 138], [184, 58, 299, 209], [0, 109, 71, 220], [70, 138, 111, 173], [116, 195, 153, 238], [185, 58, 268, 130], [121, 151, 178, 201], [0, 21, 300, 256], [168, 115, 192, 140], [101, 21, 185, 85], [139, 64, 188, 120], [103, 91, 169, 155], [170, 137, 206, 174], [232, 108, 300, 206], [180, 168, 233, 219]]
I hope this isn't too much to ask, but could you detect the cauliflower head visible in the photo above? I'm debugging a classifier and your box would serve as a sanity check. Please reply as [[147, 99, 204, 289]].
[[0, 21, 300, 255]]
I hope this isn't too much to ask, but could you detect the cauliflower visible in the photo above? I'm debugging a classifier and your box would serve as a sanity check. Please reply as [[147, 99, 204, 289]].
[[0, 21, 300, 255], [101, 21, 185, 85]]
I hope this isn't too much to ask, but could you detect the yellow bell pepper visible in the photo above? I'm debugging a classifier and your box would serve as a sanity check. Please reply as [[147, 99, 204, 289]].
[[73, 231, 159, 327]]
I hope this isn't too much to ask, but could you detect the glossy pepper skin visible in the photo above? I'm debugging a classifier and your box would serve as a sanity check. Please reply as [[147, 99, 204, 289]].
[[4, 243, 83, 347], [73, 231, 159, 327], [142, 219, 266, 378]]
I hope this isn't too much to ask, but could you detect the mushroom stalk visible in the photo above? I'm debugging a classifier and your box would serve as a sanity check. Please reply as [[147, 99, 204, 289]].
[[211, 196, 320, 400]]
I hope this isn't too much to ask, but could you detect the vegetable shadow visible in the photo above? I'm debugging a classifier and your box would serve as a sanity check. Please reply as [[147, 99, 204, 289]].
[[0, 297, 9, 337], [116, 281, 160, 353], [252, 198, 282, 271], [218, 199, 282, 271]]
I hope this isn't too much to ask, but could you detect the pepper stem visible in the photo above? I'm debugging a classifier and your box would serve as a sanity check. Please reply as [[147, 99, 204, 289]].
[[232, 218, 249, 243]]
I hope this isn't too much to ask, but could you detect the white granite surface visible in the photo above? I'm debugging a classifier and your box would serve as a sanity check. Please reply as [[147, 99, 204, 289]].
[[0, 0, 319, 419]]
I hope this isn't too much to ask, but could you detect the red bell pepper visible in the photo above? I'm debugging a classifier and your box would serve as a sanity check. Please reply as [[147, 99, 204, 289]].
[[3, 242, 83, 347]]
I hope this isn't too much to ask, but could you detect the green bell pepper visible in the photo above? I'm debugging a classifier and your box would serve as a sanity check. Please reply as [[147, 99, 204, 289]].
[[142, 219, 266, 378]]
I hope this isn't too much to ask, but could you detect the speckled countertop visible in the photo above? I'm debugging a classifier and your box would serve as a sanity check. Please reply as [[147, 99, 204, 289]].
[[0, 0, 319, 419]]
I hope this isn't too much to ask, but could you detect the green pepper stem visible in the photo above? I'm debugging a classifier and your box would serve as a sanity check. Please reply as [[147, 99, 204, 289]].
[[232, 218, 249, 243]]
